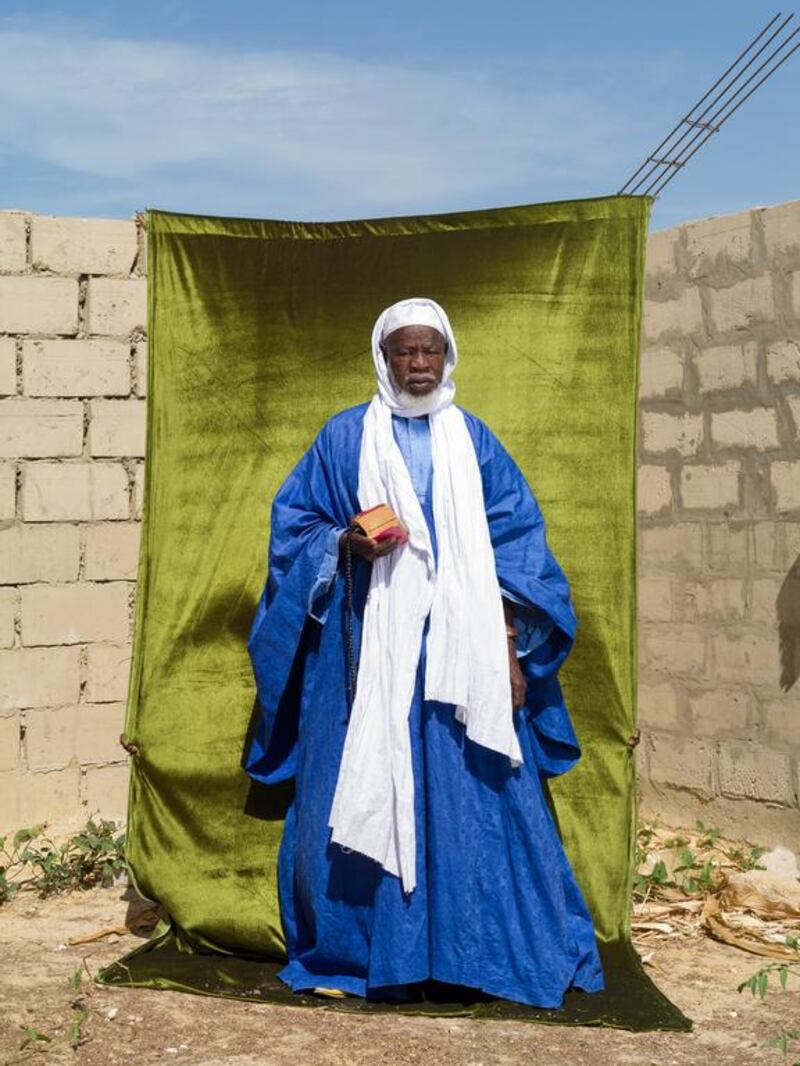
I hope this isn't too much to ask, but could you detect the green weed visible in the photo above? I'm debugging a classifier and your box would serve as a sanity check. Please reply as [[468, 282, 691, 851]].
[[18, 1026, 51, 1051], [633, 816, 771, 901], [723, 843, 768, 872], [770, 1027, 800, 1064], [0, 818, 126, 905], [69, 1005, 88, 1050], [739, 935, 800, 1064]]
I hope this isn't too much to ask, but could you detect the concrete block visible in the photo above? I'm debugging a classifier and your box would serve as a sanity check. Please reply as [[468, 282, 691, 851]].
[[0, 213, 26, 273], [643, 287, 704, 341], [134, 341, 147, 397], [75, 702, 127, 764], [0, 462, 14, 519], [0, 276, 78, 335], [84, 523, 141, 580], [639, 347, 683, 399], [25, 705, 80, 769], [0, 337, 16, 395], [683, 578, 746, 622], [713, 632, 782, 688], [689, 689, 752, 738], [696, 342, 757, 394], [637, 681, 680, 732], [750, 577, 783, 626], [709, 276, 773, 334], [0, 712, 20, 780], [0, 645, 81, 709], [642, 412, 703, 457], [133, 462, 145, 520], [718, 742, 795, 805], [0, 398, 83, 458], [753, 522, 781, 571], [711, 407, 780, 451], [88, 399, 146, 458], [82, 762, 129, 821], [30, 217, 137, 276], [706, 523, 750, 571], [0, 587, 16, 648], [645, 229, 678, 275], [0, 770, 23, 830], [712, 277, 780, 334], [85, 643, 131, 703], [641, 627, 708, 679], [0, 712, 20, 771], [86, 278, 146, 336], [15, 766, 81, 830], [686, 212, 752, 273], [787, 396, 800, 437], [760, 201, 800, 254], [766, 339, 800, 385], [771, 460, 800, 513], [637, 464, 672, 515], [639, 523, 703, 572], [638, 577, 672, 621], [646, 734, 716, 798], [681, 462, 740, 510], [0, 523, 80, 584], [759, 697, 800, 748], [21, 462, 129, 522], [23, 339, 130, 397], [20, 582, 130, 646]]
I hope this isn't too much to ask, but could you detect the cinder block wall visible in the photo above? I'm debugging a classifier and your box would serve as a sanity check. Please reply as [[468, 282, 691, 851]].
[[1, 202, 798, 846], [636, 201, 800, 846], [0, 212, 146, 831]]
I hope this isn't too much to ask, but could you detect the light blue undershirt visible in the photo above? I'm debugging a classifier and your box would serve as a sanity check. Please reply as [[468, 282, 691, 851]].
[[308, 414, 554, 657]]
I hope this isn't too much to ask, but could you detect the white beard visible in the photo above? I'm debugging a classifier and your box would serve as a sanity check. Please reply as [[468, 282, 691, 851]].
[[389, 369, 446, 416]]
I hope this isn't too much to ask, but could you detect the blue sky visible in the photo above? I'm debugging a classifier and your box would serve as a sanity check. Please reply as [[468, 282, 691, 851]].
[[1, 2, 797, 231]]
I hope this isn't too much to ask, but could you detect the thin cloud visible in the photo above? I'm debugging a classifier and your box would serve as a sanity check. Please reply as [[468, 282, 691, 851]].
[[0, 22, 658, 217]]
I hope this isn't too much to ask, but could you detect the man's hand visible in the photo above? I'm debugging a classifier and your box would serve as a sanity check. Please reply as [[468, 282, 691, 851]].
[[340, 530, 403, 563], [509, 644, 527, 711], [503, 598, 527, 712]]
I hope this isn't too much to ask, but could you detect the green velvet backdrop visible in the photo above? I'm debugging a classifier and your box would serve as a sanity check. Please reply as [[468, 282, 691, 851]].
[[100, 196, 691, 1030]]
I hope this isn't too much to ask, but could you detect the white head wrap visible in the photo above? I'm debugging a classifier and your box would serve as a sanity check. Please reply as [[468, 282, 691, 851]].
[[371, 297, 456, 416], [328, 296, 522, 894]]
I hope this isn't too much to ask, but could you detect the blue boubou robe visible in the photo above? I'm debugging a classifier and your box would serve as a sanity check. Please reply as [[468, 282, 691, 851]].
[[245, 402, 605, 1008]]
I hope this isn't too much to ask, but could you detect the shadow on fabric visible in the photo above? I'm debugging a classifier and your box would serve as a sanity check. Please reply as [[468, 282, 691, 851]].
[[97, 197, 692, 1032]]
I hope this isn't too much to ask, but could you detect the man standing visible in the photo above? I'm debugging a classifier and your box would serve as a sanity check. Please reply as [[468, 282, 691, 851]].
[[245, 297, 605, 1008]]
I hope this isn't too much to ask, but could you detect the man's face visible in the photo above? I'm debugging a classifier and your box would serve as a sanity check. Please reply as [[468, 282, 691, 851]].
[[381, 325, 447, 397]]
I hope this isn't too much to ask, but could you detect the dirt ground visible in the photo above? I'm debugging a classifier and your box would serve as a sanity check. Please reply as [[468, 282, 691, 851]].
[[0, 884, 797, 1066]]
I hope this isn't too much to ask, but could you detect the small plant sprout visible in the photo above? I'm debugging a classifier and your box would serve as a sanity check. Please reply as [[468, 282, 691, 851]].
[[18, 1026, 52, 1051], [738, 934, 800, 1061], [67, 957, 94, 1050]]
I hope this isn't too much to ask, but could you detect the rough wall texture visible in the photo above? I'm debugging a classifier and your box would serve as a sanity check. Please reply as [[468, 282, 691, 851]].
[[0, 212, 146, 832], [636, 201, 800, 847], [0, 202, 797, 846]]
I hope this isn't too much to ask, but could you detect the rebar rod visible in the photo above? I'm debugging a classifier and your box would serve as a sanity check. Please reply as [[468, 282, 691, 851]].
[[618, 12, 799, 199], [626, 15, 797, 196], [618, 12, 785, 194], [645, 35, 800, 197], [637, 20, 799, 196]]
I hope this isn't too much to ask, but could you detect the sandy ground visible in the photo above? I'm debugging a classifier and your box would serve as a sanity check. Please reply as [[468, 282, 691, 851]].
[[0, 884, 798, 1066]]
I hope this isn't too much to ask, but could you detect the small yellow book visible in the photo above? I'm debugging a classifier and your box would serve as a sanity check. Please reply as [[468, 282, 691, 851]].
[[352, 503, 408, 543]]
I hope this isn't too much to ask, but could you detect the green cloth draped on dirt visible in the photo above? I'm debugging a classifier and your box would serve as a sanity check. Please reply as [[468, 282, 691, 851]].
[[98, 196, 691, 1031]]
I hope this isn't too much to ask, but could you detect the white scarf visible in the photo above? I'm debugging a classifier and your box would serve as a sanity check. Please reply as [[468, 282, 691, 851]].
[[327, 298, 522, 893]]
